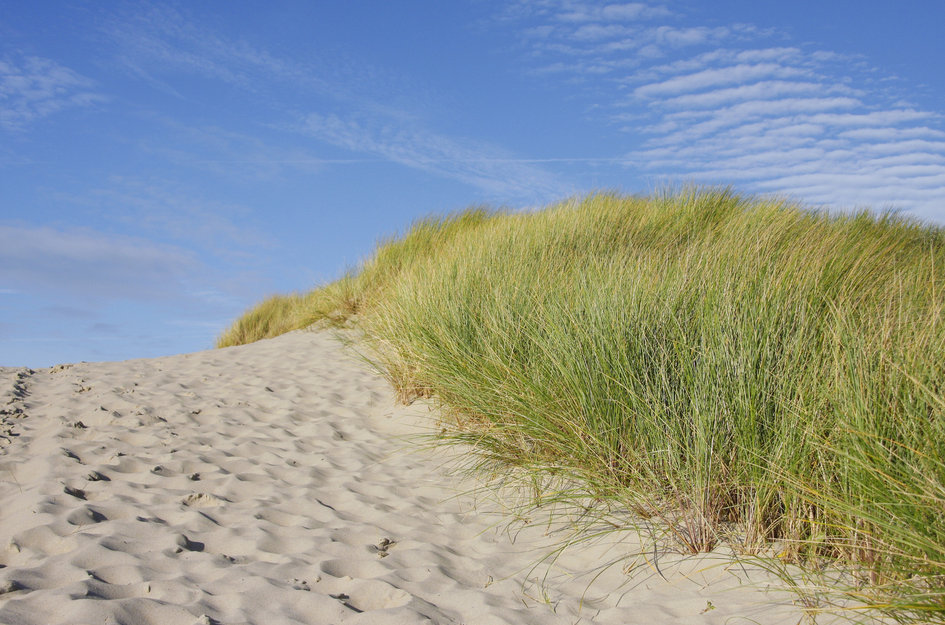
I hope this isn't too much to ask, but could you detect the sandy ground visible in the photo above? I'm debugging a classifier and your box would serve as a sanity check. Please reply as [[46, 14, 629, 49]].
[[0, 330, 815, 624]]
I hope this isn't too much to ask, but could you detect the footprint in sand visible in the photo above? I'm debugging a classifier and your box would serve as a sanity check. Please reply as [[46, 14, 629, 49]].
[[336, 581, 412, 612], [287, 578, 314, 591], [66, 507, 107, 525], [182, 493, 225, 507]]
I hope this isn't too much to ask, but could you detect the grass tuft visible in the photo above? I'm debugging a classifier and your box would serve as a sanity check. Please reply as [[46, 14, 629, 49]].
[[218, 186, 945, 622]]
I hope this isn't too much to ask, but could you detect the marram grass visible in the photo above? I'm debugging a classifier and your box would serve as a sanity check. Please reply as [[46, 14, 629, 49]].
[[218, 187, 945, 623]]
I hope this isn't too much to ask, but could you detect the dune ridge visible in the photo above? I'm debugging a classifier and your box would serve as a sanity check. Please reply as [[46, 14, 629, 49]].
[[0, 330, 808, 624]]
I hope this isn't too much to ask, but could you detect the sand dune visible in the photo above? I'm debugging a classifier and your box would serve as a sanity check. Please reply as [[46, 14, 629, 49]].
[[0, 330, 811, 624]]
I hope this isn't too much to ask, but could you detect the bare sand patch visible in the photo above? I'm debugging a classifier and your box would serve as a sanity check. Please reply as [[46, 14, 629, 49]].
[[0, 331, 813, 624]]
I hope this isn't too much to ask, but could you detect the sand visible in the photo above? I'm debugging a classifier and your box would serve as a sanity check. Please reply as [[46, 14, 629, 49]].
[[0, 330, 815, 624]]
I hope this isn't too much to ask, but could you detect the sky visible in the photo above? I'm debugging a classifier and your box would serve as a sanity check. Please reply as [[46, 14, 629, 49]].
[[2, 1, 944, 368]]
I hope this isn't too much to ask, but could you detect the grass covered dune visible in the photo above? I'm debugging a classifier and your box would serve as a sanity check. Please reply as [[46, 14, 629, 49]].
[[219, 188, 945, 622]]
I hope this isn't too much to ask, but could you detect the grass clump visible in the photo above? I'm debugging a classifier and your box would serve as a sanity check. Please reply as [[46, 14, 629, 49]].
[[215, 292, 310, 347], [215, 207, 497, 348], [218, 187, 945, 622]]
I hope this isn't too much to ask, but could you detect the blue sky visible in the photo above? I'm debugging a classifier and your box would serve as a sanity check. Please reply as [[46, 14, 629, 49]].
[[2, 1, 944, 367]]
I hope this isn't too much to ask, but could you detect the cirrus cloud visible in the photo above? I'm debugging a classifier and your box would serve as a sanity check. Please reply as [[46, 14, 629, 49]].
[[0, 224, 198, 302], [498, 0, 945, 220], [0, 55, 106, 130]]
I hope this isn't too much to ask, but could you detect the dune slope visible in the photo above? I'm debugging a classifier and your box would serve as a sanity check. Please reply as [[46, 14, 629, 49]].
[[0, 331, 808, 625]]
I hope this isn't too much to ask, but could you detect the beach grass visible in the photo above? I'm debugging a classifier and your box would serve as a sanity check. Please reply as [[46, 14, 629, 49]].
[[218, 187, 945, 623]]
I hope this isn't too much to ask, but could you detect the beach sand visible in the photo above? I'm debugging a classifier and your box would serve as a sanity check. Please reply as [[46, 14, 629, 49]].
[[0, 330, 814, 624]]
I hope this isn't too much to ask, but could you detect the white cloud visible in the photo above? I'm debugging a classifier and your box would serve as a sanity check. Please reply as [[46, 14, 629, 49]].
[[857, 139, 945, 156], [661, 81, 838, 109], [524, 24, 557, 38], [648, 26, 728, 47], [634, 63, 810, 97], [732, 48, 802, 64], [497, 0, 945, 219], [0, 56, 106, 130], [838, 126, 945, 141], [645, 98, 862, 147], [761, 123, 825, 137], [532, 26, 733, 61], [601, 3, 671, 20], [723, 96, 862, 117], [557, 2, 671, 22], [868, 153, 945, 167], [802, 110, 933, 127], [626, 123, 945, 215], [572, 24, 636, 40]]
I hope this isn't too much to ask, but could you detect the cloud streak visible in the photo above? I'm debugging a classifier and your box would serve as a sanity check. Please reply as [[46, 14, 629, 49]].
[[624, 51, 945, 215], [0, 56, 105, 130], [633, 63, 811, 97], [301, 112, 567, 199], [499, 0, 945, 220], [103, 2, 565, 201], [0, 225, 198, 302], [102, 3, 323, 97]]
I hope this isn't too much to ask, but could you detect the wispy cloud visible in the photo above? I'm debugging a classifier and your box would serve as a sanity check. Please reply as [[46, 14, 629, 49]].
[[498, 0, 945, 219], [135, 115, 331, 182], [633, 63, 812, 97], [54, 175, 276, 263], [623, 50, 945, 216], [558, 2, 671, 22], [301, 112, 567, 199], [659, 80, 849, 109], [0, 55, 105, 130], [500, 1, 671, 24], [0, 225, 198, 301], [102, 2, 565, 200], [102, 3, 325, 97]]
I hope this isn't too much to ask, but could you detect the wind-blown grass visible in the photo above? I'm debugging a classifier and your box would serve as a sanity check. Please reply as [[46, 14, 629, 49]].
[[217, 187, 945, 622]]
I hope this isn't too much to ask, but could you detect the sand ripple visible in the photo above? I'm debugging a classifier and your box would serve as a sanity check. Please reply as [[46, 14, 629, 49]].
[[0, 331, 807, 624]]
